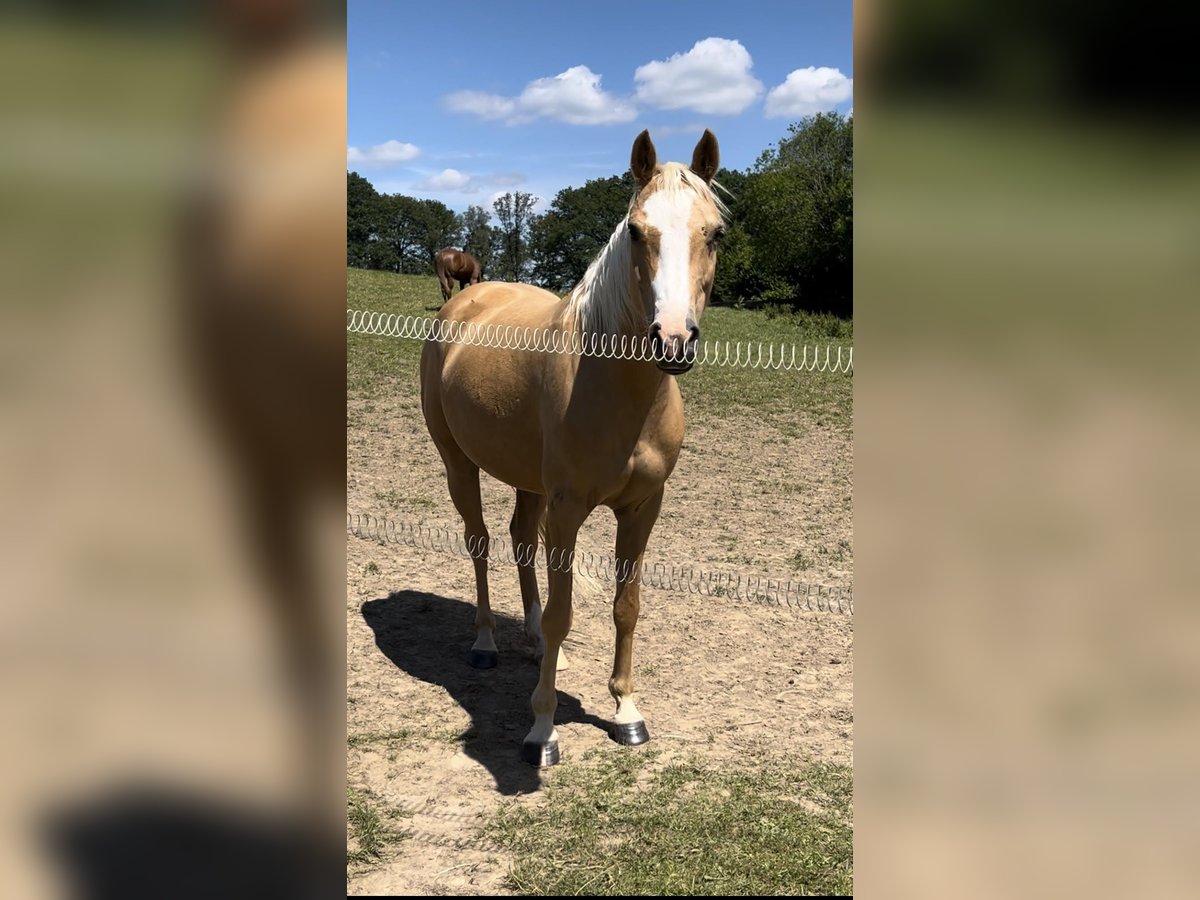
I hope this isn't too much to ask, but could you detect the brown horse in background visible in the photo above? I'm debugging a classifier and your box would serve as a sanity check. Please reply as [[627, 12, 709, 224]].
[[434, 248, 481, 304]]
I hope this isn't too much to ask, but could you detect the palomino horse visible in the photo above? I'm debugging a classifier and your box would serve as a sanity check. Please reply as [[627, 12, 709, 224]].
[[434, 248, 482, 304], [420, 130, 724, 765]]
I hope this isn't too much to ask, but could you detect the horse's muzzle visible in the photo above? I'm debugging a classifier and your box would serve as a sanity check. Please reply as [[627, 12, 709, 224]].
[[648, 320, 700, 374]]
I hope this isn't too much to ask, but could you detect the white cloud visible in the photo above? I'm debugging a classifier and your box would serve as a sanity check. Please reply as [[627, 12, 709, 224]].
[[346, 139, 420, 167], [443, 90, 516, 121], [444, 66, 636, 126], [412, 169, 532, 195], [634, 38, 763, 115], [765, 67, 853, 117], [418, 168, 475, 191]]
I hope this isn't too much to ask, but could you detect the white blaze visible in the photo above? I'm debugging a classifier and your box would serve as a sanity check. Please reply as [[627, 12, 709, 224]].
[[642, 188, 696, 335]]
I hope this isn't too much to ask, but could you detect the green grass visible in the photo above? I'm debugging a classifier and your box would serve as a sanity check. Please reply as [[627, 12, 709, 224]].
[[347, 269, 434, 398], [790, 550, 815, 571], [682, 303, 853, 427], [347, 787, 410, 866], [486, 750, 853, 896], [346, 267, 853, 427]]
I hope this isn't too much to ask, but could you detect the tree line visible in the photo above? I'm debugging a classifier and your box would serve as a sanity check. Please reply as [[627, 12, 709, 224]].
[[347, 112, 851, 316]]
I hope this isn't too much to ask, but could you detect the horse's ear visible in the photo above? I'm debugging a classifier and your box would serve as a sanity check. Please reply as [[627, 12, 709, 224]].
[[690, 130, 720, 183], [631, 130, 657, 187]]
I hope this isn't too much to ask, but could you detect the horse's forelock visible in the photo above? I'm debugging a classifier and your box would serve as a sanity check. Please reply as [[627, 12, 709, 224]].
[[633, 163, 727, 222]]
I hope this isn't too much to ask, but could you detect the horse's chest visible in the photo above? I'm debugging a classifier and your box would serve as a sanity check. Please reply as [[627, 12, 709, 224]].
[[608, 415, 682, 493]]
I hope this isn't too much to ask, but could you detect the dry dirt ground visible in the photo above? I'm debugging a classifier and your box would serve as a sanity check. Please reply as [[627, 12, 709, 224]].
[[347, 376, 853, 895]]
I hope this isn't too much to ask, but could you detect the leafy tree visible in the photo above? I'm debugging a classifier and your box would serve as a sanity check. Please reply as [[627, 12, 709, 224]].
[[528, 173, 637, 293], [375, 194, 423, 273], [743, 112, 853, 315], [373, 194, 460, 274], [362, 237, 399, 272], [411, 198, 461, 267], [458, 205, 495, 276], [492, 191, 537, 281], [711, 222, 766, 307], [347, 172, 381, 268]]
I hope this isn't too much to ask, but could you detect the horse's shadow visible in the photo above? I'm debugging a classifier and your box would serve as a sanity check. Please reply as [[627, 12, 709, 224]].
[[361, 590, 610, 795]]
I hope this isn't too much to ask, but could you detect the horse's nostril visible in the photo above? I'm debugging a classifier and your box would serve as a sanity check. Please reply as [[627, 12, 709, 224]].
[[685, 317, 700, 345]]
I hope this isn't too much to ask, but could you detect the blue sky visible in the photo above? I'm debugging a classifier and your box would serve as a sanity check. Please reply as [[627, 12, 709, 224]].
[[348, 1, 852, 212]]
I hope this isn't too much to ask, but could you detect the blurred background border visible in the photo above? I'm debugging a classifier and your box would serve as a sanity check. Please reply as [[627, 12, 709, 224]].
[[2, 0, 1198, 897]]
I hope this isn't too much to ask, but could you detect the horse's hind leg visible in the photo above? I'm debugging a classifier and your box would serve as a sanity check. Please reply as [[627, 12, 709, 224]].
[[421, 347, 494, 665], [442, 456, 496, 668], [607, 488, 664, 746], [510, 490, 544, 655], [511, 489, 566, 668], [438, 271, 452, 305]]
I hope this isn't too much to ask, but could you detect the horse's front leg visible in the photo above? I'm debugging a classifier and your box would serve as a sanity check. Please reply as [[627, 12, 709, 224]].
[[522, 492, 588, 766], [609, 488, 664, 746]]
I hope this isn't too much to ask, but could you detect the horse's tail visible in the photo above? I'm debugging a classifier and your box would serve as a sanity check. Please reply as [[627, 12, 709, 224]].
[[537, 508, 605, 600]]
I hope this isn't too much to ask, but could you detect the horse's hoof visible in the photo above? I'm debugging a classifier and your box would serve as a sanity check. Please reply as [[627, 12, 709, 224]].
[[521, 740, 560, 767], [468, 649, 498, 669], [611, 721, 650, 746]]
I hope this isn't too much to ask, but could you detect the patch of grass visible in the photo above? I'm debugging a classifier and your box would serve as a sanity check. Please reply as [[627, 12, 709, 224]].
[[829, 539, 852, 564], [347, 269, 438, 400], [347, 728, 412, 749], [347, 787, 409, 865], [487, 752, 852, 896], [680, 304, 852, 428], [363, 561, 380, 575], [431, 725, 466, 745], [791, 550, 815, 571], [372, 486, 437, 510], [372, 488, 405, 507]]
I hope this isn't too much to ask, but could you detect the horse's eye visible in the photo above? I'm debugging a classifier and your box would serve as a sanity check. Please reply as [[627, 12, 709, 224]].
[[708, 226, 726, 246], [628, 222, 644, 242]]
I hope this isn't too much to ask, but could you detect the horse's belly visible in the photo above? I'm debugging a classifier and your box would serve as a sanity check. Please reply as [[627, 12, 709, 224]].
[[439, 351, 546, 493]]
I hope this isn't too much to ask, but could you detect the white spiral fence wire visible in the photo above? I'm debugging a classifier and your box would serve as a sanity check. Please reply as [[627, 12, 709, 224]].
[[349, 512, 853, 615], [347, 309, 853, 374]]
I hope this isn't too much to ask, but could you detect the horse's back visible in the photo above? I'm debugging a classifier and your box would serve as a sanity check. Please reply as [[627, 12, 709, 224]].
[[438, 281, 562, 328]]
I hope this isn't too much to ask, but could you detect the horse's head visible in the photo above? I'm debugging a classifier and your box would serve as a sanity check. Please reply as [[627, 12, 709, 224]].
[[627, 130, 724, 374]]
